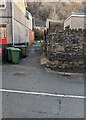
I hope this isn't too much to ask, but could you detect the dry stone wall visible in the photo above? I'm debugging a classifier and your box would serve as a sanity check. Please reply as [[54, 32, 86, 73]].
[[45, 28, 85, 72]]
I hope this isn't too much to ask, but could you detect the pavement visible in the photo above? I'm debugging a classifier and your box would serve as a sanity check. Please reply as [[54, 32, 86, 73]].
[[2, 43, 84, 118]]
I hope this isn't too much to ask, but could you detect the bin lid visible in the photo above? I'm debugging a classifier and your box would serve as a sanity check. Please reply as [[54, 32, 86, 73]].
[[13, 45, 21, 48], [14, 45, 26, 48], [10, 47, 21, 51], [7, 47, 14, 50], [21, 45, 26, 47]]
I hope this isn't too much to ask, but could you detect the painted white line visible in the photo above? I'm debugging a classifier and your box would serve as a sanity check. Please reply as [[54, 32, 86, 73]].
[[0, 88, 85, 99]]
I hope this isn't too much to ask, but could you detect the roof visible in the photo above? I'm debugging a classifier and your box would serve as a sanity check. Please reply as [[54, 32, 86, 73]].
[[46, 19, 64, 23], [34, 22, 46, 27], [64, 12, 86, 23], [46, 19, 63, 29], [71, 12, 86, 15]]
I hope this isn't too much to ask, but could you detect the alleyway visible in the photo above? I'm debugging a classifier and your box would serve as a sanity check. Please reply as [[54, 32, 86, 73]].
[[2, 43, 84, 118]]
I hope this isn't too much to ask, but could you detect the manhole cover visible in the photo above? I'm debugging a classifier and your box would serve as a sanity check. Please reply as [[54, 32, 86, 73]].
[[13, 72, 26, 76]]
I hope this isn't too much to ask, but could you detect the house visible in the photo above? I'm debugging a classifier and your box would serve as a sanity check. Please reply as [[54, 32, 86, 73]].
[[26, 11, 34, 45], [64, 12, 86, 30], [0, 0, 34, 46], [34, 22, 46, 32], [46, 19, 64, 33], [46, 19, 63, 29]]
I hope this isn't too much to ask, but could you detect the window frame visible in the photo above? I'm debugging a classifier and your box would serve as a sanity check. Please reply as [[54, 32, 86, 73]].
[[0, 0, 6, 9]]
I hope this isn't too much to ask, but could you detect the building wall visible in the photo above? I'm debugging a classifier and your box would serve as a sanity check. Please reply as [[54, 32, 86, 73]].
[[12, 2, 27, 44], [7, 18, 13, 44], [0, 2, 12, 18], [35, 26, 46, 32], [71, 16, 85, 29], [28, 12, 32, 30], [64, 17, 71, 30], [12, 0, 26, 14], [29, 29, 34, 45], [0, 1, 33, 45], [0, 2, 13, 44], [64, 15, 86, 30]]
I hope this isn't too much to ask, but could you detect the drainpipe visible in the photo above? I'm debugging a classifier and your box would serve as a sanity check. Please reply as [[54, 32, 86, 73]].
[[12, 0, 14, 46]]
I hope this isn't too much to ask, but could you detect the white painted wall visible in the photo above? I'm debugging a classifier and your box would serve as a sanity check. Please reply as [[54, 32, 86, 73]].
[[0, 1, 33, 44], [64, 15, 86, 30]]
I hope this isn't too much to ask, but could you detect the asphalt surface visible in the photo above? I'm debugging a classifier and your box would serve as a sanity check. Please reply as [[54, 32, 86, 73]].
[[2, 43, 84, 118]]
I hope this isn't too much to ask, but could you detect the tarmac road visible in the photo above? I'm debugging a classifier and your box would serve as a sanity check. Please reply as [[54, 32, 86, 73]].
[[2, 43, 84, 118]]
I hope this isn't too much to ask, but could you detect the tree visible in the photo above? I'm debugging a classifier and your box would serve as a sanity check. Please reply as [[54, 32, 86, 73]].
[[26, 2, 84, 22], [34, 28, 44, 40], [39, 7, 50, 21]]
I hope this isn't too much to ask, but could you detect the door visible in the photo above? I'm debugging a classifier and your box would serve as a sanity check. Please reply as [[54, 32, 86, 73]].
[[0, 26, 7, 44]]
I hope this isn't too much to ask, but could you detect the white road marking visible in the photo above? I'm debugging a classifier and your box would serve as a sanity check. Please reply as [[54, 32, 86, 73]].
[[0, 88, 85, 99]]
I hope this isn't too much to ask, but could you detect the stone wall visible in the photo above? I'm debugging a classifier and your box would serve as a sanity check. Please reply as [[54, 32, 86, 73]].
[[45, 27, 85, 72]]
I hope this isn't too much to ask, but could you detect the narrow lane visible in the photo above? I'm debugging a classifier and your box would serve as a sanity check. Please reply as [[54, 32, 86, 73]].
[[2, 43, 84, 96], [2, 43, 84, 118]]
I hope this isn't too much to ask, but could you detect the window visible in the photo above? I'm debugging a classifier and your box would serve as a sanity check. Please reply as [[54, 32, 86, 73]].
[[0, 27, 6, 38], [25, 11, 29, 20], [0, 0, 6, 9]]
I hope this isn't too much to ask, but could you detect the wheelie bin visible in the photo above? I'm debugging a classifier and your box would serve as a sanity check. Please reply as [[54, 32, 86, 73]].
[[14, 45, 27, 58], [7, 47, 13, 62], [20, 45, 27, 58], [10, 47, 21, 64]]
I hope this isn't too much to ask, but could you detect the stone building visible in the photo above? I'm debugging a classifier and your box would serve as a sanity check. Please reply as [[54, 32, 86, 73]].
[[64, 12, 86, 30]]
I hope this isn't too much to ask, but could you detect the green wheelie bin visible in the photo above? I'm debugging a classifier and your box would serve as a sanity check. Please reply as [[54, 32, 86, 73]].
[[20, 45, 27, 58], [10, 48, 21, 64], [12, 45, 21, 59], [14, 45, 27, 58], [7, 47, 13, 62]]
